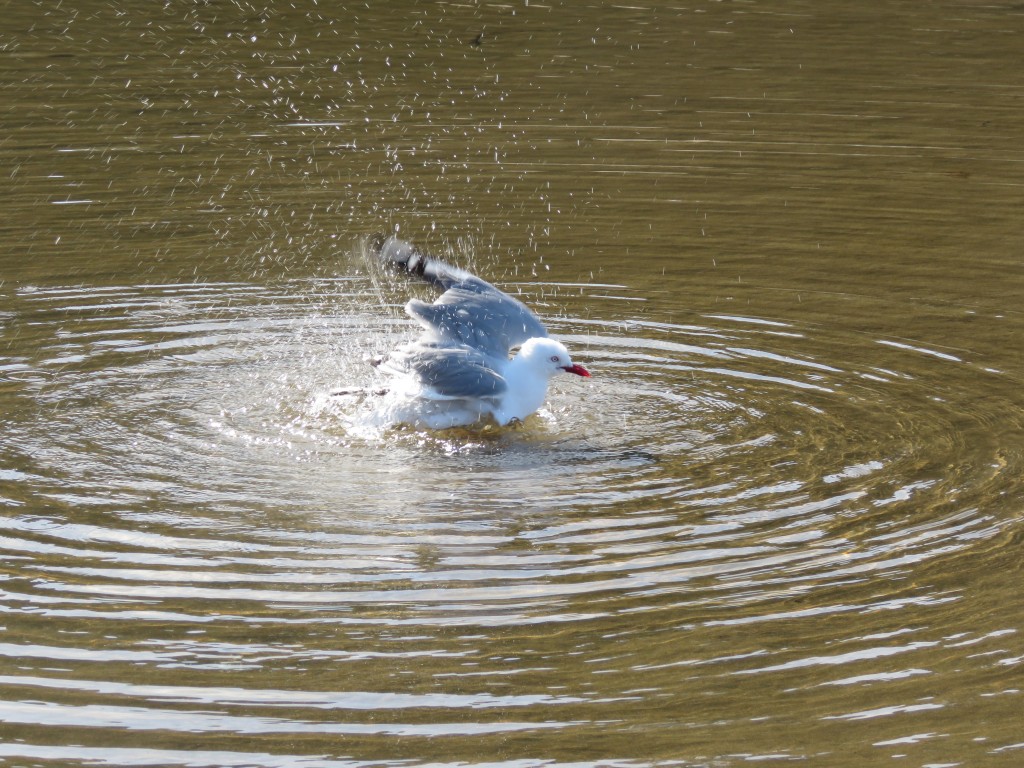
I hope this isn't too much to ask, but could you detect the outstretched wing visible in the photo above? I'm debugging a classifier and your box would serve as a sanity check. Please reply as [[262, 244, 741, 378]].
[[373, 235, 548, 359], [405, 284, 547, 360]]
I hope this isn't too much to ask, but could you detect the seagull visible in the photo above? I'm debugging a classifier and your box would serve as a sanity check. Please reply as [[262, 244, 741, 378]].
[[369, 234, 591, 429]]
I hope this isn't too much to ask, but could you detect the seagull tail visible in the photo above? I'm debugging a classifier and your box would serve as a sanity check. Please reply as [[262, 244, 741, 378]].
[[369, 233, 474, 290]]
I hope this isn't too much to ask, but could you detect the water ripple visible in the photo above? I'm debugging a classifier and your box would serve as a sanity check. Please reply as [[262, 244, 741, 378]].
[[1, 274, 1022, 760]]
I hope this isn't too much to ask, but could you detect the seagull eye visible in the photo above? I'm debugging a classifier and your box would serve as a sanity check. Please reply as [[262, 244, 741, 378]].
[[550, 355, 560, 362]]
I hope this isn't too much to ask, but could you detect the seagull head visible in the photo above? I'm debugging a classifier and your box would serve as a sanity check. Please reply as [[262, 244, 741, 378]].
[[518, 337, 591, 379]]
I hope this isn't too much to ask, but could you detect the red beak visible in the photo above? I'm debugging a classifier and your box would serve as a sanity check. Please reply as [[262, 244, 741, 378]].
[[562, 363, 591, 377]]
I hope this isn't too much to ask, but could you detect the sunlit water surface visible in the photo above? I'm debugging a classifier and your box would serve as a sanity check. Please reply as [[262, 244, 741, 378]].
[[2, 1, 1023, 766], [2, 261, 1022, 765]]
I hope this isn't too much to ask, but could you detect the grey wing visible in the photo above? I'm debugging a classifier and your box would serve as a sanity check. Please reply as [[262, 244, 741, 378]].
[[373, 234, 549, 358], [406, 282, 548, 359], [391, 342, 508, 399]]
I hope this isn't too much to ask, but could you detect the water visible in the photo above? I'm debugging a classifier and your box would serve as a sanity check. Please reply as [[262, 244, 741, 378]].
[[2, 2, 1023, 766]]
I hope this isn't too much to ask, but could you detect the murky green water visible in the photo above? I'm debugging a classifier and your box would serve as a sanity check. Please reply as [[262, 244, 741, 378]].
[[2, 2, 1022, 766]]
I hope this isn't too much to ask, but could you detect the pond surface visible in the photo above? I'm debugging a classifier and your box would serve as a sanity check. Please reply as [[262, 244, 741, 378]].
[[1, 2, 1023, 766]]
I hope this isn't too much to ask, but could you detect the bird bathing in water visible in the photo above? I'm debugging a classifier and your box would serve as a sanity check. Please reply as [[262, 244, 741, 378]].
[[367, 234, 591, 430]]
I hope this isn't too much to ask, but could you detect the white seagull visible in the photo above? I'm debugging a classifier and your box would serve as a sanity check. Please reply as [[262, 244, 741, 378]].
[[371, 235, 591, 429]]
